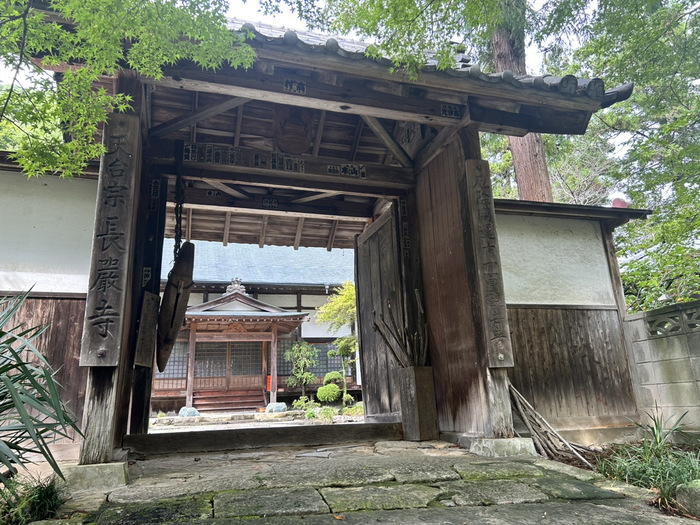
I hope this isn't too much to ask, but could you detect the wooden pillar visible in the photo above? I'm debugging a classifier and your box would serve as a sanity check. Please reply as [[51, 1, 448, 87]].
[[459, 126, 514, 438], [129, 172, 168, 434], [186, 324, 197, 408], [270, 322, 278, 404], [79, 110, 142, 464]]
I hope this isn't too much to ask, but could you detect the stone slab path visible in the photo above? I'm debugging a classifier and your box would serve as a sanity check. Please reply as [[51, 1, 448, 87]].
[[36, 440, 685, 524]]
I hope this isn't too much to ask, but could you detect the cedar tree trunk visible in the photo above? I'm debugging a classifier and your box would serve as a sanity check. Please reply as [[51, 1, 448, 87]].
[[491, 18, 553, 202]]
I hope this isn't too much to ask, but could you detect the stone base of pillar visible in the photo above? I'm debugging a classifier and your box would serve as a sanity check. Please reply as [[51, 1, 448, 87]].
[[440, 434, 537, 457]]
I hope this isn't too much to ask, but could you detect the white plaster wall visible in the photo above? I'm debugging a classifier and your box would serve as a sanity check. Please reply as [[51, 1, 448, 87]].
[[301, 310, 352, 339], [496, 214, 616, 306], [257, 293, 297, 308], [0, 171, 97, 293]]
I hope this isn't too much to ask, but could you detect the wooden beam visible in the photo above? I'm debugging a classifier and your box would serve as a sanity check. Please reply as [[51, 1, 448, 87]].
[[149, 96, 251, 139], [203, 178, 253, 200], [327, 220, 338, 251], [270, 323, 278, 404], [416, 110, 473, 170], [171, 189, 373, 221], [294, 217, 305, 250], [312, 110, 327, 157], [362, 116, 413, 168], [291, 191, 341, 204], [166, 168, 405, 201], [223, 211, 231, 246], [189, 91, 199, 143], [146, 73, 466, 127], [234, 104, 244, 148], [186, 323, 197, 407], [259, 216, 269, 248], [188, 332, 275, 342], [350, 117, 364, 162]]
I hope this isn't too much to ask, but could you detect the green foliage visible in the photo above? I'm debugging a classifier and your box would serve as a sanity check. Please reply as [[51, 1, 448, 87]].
[[596, 404, 694, 509], [342, 394, 354, 407], [316, 282, 356, 333], [0, 292, 80, 487], [284, 342, 319, 397], [260, 0, 501, 76], [291, 395, 319, 411], [317, 406, 338, 423], [342, 401, 364, 416], [316, 383, 340, 403], [0, 475, 65, 524], [323, 371, 342, 385], [0, 0, 256, 177]]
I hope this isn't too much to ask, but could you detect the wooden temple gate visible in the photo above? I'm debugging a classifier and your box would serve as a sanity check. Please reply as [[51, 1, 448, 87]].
[[74, 23, 634, 464]]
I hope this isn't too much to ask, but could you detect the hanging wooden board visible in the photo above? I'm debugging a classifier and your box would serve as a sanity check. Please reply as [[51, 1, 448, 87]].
[[134, 291, 161, 368], [156, 241, 195, 372]]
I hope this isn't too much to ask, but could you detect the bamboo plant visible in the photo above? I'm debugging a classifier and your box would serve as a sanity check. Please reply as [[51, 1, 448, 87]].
[[373, 289, 429, 368]]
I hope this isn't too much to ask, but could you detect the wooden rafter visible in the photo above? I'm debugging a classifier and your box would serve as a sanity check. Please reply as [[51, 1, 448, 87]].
[[362, 116, 413, 168], [203, 178, 253, 200], [291, 191, 342, 204], [349, 117, 364, 162], [259, 216, 269, 248], [326, 220, 338, 252], [294, 217, 305, 250], [312, 110, 327, 157], [149, 96, 251, 139], [223, 211, 231, 246], [416, 110, 473, 170], [234, 104, 244, 148]]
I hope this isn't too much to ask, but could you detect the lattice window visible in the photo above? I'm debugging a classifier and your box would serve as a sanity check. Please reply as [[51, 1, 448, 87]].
[[310, 342, 343, 376], [195, 342, 227, 377], [155, 340, 189, 379], [277, 339, 295, 376], [231, 342, 263, 376]]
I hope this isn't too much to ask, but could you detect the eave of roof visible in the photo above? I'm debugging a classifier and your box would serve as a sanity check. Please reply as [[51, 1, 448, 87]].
[[493, 199, 650, 228]]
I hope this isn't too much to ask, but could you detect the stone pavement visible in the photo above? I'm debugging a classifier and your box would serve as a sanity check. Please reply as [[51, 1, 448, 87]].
[[40, 440, 685, 524]]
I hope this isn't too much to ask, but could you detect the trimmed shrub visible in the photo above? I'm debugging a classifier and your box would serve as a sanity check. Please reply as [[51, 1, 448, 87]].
[[316, 383, 341, 403], [323, 371, 343, 385]]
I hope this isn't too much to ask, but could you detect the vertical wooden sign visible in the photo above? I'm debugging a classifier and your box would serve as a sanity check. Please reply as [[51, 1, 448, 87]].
[[80, 115, 140, 367], [464, 159, 514, 368]]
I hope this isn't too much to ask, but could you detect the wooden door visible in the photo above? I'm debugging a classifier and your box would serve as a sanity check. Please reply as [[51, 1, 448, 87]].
[[355, 204, 403, 419]]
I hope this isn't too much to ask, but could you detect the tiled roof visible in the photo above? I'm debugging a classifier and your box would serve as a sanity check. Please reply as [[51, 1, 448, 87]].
[[232, 19, 633, 109], [161, 241, 355, 285]]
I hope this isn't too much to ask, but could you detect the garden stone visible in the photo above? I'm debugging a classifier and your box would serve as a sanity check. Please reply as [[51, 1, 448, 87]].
[[178, 406, 200, 417], [677, 479, 700, 518], [320, 484, 441, 512], [266, 402, 288, 413], [215, 487, 329, 518]]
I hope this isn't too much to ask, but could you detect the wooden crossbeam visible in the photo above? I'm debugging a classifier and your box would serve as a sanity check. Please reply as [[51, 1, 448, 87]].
[[415, 110, 473, 170], [327, 220, 338, 251], [204, 178, 253, 200], [362, 116, 413, 168], [312, 110, 327, 157], [185, 208, 193, 242], [147, 73, 465, 127], [259, 216, 269, 248], [294, 217, 305, 250], [149, 96, 251, 139], [291, 191, 341, 204]]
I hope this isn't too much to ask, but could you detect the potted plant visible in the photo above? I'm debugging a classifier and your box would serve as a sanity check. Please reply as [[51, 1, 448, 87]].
[[373, 290, 438, 441]]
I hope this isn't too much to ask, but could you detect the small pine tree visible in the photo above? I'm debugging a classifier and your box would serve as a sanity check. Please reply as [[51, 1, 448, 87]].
[[284, 342, 319, 397]]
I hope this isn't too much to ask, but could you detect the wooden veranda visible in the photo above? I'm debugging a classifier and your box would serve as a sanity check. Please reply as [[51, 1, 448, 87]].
[[69, 18, 635, 464]]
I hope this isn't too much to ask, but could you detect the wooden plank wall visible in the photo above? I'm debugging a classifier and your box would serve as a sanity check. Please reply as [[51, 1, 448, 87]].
[[508, 306, 638, 427], [8, 295, 87, 436], [416, 139, 488, 434]]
